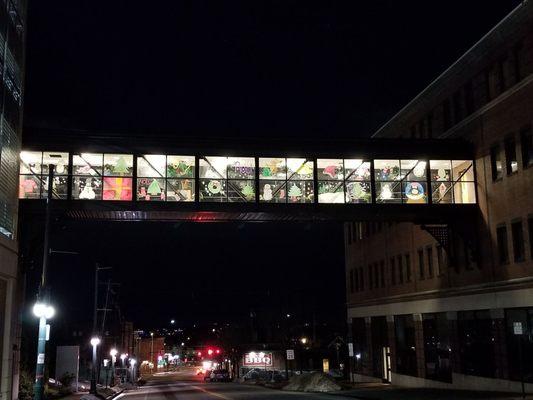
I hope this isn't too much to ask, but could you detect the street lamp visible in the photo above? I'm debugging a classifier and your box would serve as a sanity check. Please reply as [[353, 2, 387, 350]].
[[300, 337, 308, 345], [130, 359, 137, 384], [110, 349, 117, 387], [90, 337, 101, 394], [170, 319, 175, 325], [150, 332, 154, 372], [32, 302, 55, 400]]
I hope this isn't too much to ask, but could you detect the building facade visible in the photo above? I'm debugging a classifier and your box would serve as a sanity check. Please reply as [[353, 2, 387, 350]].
[[0, 0, 24, 399], [346, 2, 533, 392]]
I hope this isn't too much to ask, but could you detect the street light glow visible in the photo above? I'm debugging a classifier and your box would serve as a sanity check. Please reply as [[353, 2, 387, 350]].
[[130, 358, 136, 366], [32, 302, 55, 319], [300, 337, 308, 345], [110, 348, 118, 357], [170, 319, 175, 324], [120, 353, 127, 361], [90, 337, 100, 347]]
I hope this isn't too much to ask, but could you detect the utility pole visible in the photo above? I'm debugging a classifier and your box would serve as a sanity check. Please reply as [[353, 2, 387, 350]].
[[33, 165, 55, 400], [91, 264, 111, 393]]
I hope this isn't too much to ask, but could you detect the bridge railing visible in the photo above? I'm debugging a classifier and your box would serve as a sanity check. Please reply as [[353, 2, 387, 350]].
[[18, 151, 476, 205]]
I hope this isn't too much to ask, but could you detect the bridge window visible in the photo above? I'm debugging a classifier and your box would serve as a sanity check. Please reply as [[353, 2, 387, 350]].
[[103, 154, 133, 201], [259, 158, 314, 203], [72, 153, 104, 200], [166, 155, 195, 202], [430, 160, 475, 204], [345, 160, 371, 203], [375, 159, 427, 204], [19, 151, 69, 199], [200, 156, 255, 202], [137, 155, 166, 201], [317, 159, 344, 203]]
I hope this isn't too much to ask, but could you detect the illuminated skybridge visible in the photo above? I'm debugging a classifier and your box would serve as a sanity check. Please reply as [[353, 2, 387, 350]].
[[18, 138, 477, 222]]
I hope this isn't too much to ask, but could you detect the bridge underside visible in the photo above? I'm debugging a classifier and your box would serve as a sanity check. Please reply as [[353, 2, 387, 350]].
[[20, 200, 477, 223]]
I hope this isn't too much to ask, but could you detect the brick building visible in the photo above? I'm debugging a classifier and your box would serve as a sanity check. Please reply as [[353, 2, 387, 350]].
[[346, 2, 533, 392]]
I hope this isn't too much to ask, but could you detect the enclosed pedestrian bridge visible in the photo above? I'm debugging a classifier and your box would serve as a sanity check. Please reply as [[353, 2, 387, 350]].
[[18, 136, 477, 223]]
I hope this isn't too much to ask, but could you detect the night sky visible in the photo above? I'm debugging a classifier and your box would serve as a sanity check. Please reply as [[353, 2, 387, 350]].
[[21, 1, 521, 329]]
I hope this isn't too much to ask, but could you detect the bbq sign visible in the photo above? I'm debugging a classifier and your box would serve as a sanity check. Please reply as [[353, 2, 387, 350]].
[[243, 351, 273, 367]]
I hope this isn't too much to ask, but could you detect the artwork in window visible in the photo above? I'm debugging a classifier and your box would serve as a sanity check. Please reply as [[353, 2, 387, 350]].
[[228, 180, 255, 202], [200, 179, 227, 201], [403, 182, 427, 203], [167, 156, 194, 178], [73, 177, 102, 200], [137, 178, 165, 201], [287, 158, 313, 180], [166, 179, 194, 202], [137, 155, 166, 177], [318, 181, 344, 203], [73, 153, 103, 176], [376, 182, 401, 203], [317, 159, 343, 180], [401, 160, 426, 180], [103, 177, 132, 200], [430, 160, 451, 182], [431, 182, 453, 203], [260, 181, 286, 202], [227, 157, 255, 179], [103, 154, 133, 176], [20, 151, 42, 174], [259, 158, 286, 180], [346, 182, 371, 203], [374, 160, 400, 181], [287, 181, 313, 203], [19, 175, 41, 199]]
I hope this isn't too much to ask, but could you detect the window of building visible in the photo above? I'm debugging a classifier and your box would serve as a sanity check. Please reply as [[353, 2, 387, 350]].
[[529, 217, 533, 261], [458, 310, 495, 378], [418, 249, 425, 279], [505, 308, 533, 382], [19, 151, 69, 200], [405, 254, 411, 282], [352, 318, 369, 372], [490, 146, 503, 181], [317, 159, 344, 203], [380, 260, 385, 288], [369, 264, 374, 289], [375, 159, 427, 204], [72, 153, 103, 200], [423, 313, 452, 382], [430, 160, 475, 204], [497, 56, 507, 94], [359, 268, 364, 291], [511, 220, 525, 262], [436, 245, 446, 276], [137, 154, 166, 201], [166, 155, 195, 202], [453, 90, 463, 124], [102, 154, 133, 201], [427, 112, 433, 138], [397, 255, 404, 284], [427, 247, 434, 278], [521, 125, 532, 169], [349, 270, 354, 294], [200, 156, 255, 202], [344, 159, 372, 203], [354, 268, 359, 292], [513, 41, 524, 83], [505, 137, 518, 175], [496, 224, 509, 265], [464, 81, 474, 115], [258, 157, 313, 203], [395, 315, 418, 377], [390, 257, 396, 285]]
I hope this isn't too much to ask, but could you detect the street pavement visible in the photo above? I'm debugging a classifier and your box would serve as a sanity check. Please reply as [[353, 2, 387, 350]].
[[116, 368, 353, 400]]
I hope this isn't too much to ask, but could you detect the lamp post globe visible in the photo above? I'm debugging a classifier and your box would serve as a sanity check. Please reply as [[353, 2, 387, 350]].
[[32, 302, 55, 400], [109, 349, 118, 386]]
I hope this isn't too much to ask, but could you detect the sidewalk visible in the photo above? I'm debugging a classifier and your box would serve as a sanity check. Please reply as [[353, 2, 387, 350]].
[[332, 384, 533, 400]]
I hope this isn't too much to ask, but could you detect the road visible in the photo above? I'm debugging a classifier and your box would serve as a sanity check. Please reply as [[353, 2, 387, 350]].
[[117, 367, 352, 400]]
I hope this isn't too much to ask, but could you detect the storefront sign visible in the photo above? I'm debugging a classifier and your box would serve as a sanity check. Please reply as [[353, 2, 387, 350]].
[[348, 343, 354, 357], [513, 321, 524, 335], [286, 350, 294, 360], [243, 352, 273, 367]]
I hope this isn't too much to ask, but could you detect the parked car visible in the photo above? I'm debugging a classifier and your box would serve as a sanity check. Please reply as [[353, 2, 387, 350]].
[[204, 369, 231, 382]]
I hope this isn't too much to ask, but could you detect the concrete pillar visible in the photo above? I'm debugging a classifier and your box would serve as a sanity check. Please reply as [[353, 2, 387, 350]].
[[413, 313, 426, 379], [386, 315, 397, 373], [490, 309, 509, 380]]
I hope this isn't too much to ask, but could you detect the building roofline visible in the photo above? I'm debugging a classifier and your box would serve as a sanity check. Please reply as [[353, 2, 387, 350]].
[[372, 0, 528, 138]]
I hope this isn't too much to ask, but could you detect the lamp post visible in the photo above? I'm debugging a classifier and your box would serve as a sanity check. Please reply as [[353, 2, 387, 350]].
[[90, 337, 101, 394], [150, 332, 154, 373], [32, 302, 55, 400], [109, 349, 117, 387]]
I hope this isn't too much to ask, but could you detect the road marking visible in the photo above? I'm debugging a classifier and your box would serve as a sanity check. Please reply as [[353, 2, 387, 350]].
[[191, 385, 234, 400]]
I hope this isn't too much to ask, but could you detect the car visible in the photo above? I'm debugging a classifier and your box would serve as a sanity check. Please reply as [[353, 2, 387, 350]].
[[204, 369, 230, 382]]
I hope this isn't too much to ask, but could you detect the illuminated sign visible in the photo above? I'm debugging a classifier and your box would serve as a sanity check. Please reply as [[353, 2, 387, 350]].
[[243, 351, 273, 367]]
